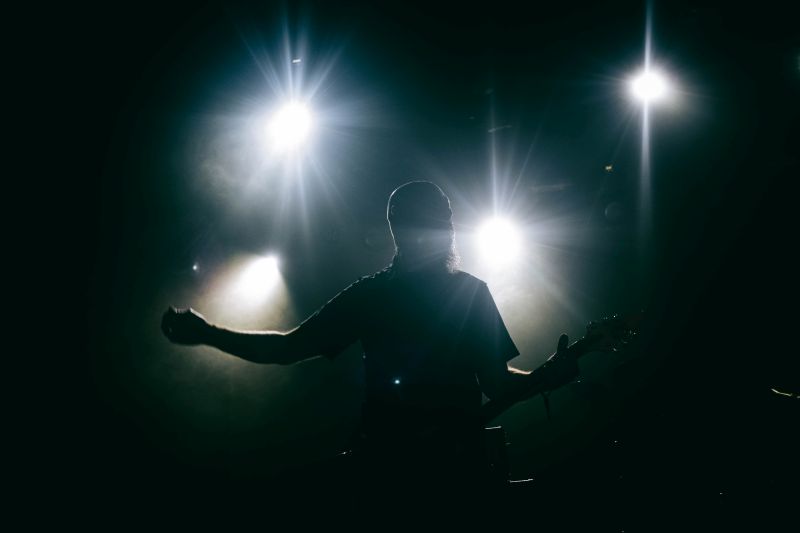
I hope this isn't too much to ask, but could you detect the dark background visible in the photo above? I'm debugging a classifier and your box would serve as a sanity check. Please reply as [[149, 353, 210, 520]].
[[32, 0, 798, 525]]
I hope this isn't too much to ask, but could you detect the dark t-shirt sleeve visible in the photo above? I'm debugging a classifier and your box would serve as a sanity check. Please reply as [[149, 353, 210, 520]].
[[292, 278, 364, 359], [469, 281, 520, 371]]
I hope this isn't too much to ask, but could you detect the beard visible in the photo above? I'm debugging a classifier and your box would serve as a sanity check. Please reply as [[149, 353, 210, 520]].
[[389, 231, 460, 274]]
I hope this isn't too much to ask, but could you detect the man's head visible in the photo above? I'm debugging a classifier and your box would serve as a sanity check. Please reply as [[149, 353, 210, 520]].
[[387, 181, 458, 272]]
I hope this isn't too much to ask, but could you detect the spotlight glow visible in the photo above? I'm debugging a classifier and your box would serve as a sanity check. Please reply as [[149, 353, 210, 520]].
[[477, 217, 522, 267], [235, 255, 281, 303], [267, 102, 312, 151], [201, 253, 294, 331], [630, 70, 668, 104]]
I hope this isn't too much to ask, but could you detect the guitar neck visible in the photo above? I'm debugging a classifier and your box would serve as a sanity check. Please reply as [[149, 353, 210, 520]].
[[479, 336, 595, 426]]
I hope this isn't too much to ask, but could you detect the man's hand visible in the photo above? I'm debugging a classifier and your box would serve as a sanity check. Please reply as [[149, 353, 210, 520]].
[[161, 307, 211, 345], [541, 333, 580, 390]]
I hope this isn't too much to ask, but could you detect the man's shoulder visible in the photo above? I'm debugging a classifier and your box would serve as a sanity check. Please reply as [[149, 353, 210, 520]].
[[449, 270, 489, 293], [451, 270, 486, 286], [343, 268, 393, 293], [346, 268, 487, 293]]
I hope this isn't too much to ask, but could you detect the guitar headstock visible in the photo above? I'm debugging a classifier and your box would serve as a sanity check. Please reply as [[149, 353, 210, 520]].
[[582, 311, 643, 353]]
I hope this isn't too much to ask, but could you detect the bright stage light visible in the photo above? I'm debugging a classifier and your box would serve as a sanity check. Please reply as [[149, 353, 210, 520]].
[[477, 217, 522, 267], [235, 255, 281, 303], [200, 253, 294, 331], [630, 70, 668, 104], [267, 102, 312, 151]]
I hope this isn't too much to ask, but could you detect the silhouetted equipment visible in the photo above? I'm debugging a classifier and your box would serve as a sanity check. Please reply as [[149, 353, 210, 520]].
[[331, 312, 642, 492]]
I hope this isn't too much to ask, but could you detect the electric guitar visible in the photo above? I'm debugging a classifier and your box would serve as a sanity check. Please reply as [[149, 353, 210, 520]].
[[481, 312, 643, 485], [481, 312, 643, 425], [341, 313, 642, 486]]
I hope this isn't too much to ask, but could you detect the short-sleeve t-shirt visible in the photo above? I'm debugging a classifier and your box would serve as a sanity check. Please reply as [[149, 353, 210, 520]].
[[295, 267, 519, 436]]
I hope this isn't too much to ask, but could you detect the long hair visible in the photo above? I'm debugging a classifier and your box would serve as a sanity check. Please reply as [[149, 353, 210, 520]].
[[386, 181, 459, 274]]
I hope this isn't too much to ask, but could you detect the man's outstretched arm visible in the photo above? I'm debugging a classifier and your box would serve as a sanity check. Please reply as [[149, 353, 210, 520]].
[[161, 307, 319, 365]]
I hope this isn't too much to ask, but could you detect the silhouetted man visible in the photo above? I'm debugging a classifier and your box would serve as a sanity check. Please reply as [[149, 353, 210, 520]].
[[162, 180, 578, 499]]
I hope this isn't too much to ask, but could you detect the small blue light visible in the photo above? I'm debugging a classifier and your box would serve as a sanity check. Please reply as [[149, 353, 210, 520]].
[[192, 264, 199, 271], [393, 378, 401, 385]]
